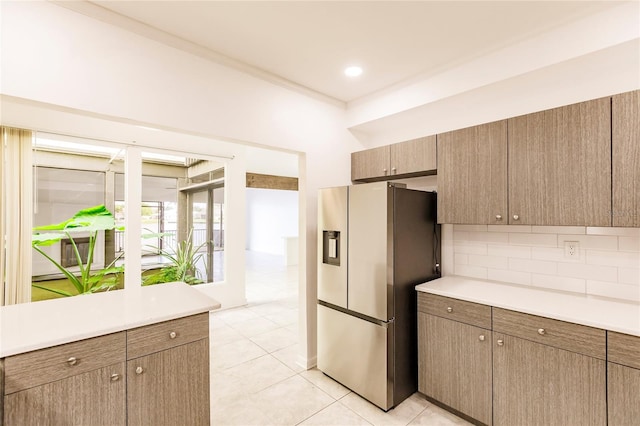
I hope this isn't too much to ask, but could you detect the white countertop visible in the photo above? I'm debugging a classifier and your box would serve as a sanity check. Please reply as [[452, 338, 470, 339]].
[[0, 282, 221, 357], [416, 276, 640, 337]]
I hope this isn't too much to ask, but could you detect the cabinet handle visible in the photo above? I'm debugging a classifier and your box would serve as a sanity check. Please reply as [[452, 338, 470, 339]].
[[497, 339, 504, 346], [135, 366, 144, 375], [446, 307, 453, 313], [479, 335, 485, 341], [169, 331, 177, 339], [383, 168, 388, 175], [391, 167, 396, 174], [512, 214, 520, 221], [538, 328, 546, 336], [110, 373, 120, 382], [67, 357, 78, 366], [495, 214, 502, 221]]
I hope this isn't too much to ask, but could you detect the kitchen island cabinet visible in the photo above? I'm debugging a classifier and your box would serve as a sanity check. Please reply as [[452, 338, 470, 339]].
[[351, 135, 436, 181], [607, 331, 640, 426], [127, 313, 210, 426], [3, 333, 126, 425], [0, 283, 219, 426]]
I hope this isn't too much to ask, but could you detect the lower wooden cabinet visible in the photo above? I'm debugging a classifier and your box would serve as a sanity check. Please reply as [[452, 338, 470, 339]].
[[491, 308, 607, 425], [1, 313, 210, 426], [493, 333, 606, 426], [127, 312, 210, 426], [608, 363, 640, 426], [128, 339, 209, 426], [417, 292, 615, 426], [607, 331, 640, 426], [418, 313, 492, 425], [4, 362, 126, 425], [2, 333, 126, 426]]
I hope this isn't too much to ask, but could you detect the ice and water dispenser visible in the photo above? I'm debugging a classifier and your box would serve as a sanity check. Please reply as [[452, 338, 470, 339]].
[[322, 230, 341, 266]]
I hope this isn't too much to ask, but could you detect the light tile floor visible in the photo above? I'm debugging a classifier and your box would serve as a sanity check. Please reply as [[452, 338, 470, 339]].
[[209, 251, 471, 426]]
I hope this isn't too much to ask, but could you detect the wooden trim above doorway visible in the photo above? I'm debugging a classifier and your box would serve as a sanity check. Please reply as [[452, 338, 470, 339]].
[[246, 173, 298, 191]]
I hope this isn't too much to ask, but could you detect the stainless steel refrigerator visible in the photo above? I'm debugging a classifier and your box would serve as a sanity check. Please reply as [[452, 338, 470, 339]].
[[317, 181, 441, 411]]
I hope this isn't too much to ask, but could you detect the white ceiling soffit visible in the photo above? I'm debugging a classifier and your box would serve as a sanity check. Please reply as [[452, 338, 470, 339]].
[[69, 1, 622, 105]]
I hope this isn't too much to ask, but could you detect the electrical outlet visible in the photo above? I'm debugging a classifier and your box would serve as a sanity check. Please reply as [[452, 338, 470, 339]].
[[564, 241, 580, 259]]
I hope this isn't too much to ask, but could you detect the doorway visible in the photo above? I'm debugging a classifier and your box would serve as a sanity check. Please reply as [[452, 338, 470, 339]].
[[183, 178, 225, 283]]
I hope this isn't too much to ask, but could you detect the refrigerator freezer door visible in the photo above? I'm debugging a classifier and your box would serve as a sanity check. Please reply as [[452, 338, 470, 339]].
[[317, 304, 393, 410], [317, 186, 348, 309], [348, 182, 391, 321]]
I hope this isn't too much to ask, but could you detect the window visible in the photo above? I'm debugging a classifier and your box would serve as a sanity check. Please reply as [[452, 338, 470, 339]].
[[31, 137, 122, 301]]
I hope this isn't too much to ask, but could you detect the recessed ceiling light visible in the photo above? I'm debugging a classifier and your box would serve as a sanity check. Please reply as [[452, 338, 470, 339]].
[[344, 66, 363, 77]]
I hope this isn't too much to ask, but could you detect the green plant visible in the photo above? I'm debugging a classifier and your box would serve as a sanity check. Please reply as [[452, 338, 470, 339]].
[[32, 205, 124, 297], [143, 228, 207, 285]]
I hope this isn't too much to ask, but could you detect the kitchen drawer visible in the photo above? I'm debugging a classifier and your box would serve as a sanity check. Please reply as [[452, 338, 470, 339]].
[[127, 312, 209, 359], [417, 292, 492, 329], [492, 308, 606, 359], [608, 331, 640, 369], [3, 332, 126, 394]]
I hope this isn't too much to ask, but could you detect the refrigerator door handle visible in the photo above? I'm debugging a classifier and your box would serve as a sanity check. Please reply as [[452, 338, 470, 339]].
[[318, 300, 391, 328]]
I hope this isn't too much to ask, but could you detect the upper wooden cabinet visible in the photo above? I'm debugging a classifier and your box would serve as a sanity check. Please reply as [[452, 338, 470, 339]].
[[508, 97, 612, 226], [612, 90, 640, 227], [351, 145, 390, 181], [437, 121, 507, 224], [351, 136, 436, 182]]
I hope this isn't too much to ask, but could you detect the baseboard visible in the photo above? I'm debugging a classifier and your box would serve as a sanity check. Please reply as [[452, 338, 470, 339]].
[[297, 354, 317, 370]]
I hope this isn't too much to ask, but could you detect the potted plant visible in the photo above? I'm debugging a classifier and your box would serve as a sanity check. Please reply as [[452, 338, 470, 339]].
[[32, 205, 123, 297], [142, 228, 207, 285]]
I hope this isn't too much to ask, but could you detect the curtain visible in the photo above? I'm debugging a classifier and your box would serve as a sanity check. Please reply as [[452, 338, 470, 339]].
[[1, 126, 33, 305]]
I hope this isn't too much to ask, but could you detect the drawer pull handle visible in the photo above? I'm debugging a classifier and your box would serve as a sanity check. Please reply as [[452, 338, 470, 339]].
[[446, 307, 453, 313], [513, 214, 520, 221], [169, 331, 177, 339], [496, 214, 502, 220], [497, 339, 504, 346], [67, 357, 78, 366], [110, 373, 120, 382], [538, 328, 546, 336], [478, 335, 485, 341], [136, 366, 144, 375]]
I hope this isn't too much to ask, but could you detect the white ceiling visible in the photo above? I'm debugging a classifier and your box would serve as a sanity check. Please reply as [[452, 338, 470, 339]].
[[88, 1, 621, 103]]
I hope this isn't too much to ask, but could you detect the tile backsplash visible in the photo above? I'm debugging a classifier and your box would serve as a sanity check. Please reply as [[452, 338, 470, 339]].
[[442, 224, 640, 302]]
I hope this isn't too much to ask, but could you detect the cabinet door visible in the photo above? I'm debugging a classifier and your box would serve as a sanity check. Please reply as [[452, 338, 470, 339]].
[[128, 339, 210, 426], [437, 121, 507, 224], [4, 362, 125, 426], [612, 90, 640, 227], [418, 313, 492, 425], [493, 334, 606, 426], [391, 136, 436, 176], [508, 98, 611, 226], [608, 363, 640, 426], [351, 145, 390, 181]]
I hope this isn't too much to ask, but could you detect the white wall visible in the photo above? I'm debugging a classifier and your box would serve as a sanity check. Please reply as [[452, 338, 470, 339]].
[[0, 1, 360, 368], [245, 188, 298, 256]]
